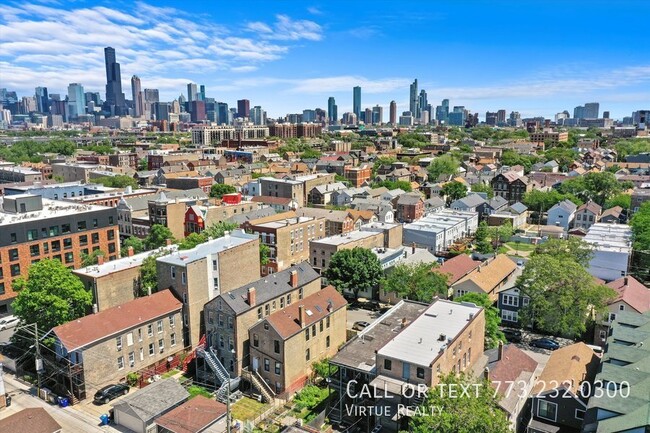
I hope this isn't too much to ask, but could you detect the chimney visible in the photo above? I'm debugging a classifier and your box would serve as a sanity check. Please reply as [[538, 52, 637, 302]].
[[290, 270, 298, 288], [401, 317, 408, 328], [624, 276, 629, 286], [92, 304, 98, 314], [247, 287, 256, 306], [484, 367, 490, 381], [127, 246, 134, 257], [411, 242, 416, 255], [477, 265, 481, 272], [97, 254, 105, 266], [147, 286, 152, 296], [298, 305, 306, 328], [498, 341, 504, 361], [165, 238, 172, 246]]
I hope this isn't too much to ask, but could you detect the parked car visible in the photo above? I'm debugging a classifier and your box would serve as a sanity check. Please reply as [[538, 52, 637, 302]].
[[352, 321, 370, 331], [94, 384, 129, 404], [530, 338, 560, 351], [0, 316, 20, 330], [502, 328, 523, 343]]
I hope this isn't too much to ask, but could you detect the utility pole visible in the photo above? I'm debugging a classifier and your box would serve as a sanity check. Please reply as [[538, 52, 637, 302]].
[[35, 323, 42, 397], [226, 375, 231, 433]]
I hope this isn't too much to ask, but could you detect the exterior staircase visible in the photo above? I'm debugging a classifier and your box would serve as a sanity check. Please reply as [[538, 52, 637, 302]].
[[241, 369, 276, 403], [197, 346, 241, 403]]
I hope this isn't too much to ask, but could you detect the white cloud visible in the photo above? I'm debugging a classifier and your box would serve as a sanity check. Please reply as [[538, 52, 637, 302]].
[[307, 7, 323, 15], [247, 14, 323, 41]]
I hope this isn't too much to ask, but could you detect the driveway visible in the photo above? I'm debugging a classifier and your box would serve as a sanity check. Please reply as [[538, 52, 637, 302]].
[[346, 307, 380, 330], [74, 387, 133, 420]]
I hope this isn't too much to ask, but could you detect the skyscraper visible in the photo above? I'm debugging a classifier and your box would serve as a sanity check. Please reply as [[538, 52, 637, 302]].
[[251, 106, 266, 125], [217, 102, 229, 125], [35, 87, 48, 113], [131, 75, 144, 118], [353, 86, 361, 119], [574, 105, 585, 120], [364, 108, 372, 125], [409, 79, 419, 118], [67, 83, 85, 119], [436, 99, 450, 123], [187, 83, 198, 103], [418, 89, 427, 122], [199, 85, 206, 101], [497, 109, 506, 125], [103, 47, 126, 115], [584, 102, 599, 119], [389, 100, 397, 125], [327, 97, 337, 125], [237, 99, 250, 118], [372, 105, 383, 125]]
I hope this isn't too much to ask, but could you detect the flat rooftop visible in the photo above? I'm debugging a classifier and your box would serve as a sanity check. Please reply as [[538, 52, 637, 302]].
[[311, 229, 380, 246], [584, 223, 633, 252], [404, 210, 476, 232], [330, 300, 429, 372], [74, 245, 178, 278], [377, 299, 482, 367], [0, 197, 111, 226], [157, 230, 257, 266], [252, 216, 316, 229]]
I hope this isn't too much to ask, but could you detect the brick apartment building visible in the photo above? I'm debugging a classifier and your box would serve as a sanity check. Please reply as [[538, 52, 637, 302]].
[[491, 171, 532, 204], [344, 164, 372, 187], [0, 194, 119, 314]]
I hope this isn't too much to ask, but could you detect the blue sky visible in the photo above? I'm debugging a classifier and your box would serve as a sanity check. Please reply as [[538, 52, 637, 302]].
[[1, 0, 648, 120]]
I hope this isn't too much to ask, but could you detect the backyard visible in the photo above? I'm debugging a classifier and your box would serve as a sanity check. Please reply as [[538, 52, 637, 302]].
[[231, 396, 269, 421]]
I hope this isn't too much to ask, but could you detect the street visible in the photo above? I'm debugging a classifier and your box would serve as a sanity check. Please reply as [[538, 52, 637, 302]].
[[0, 372, 121, 432]]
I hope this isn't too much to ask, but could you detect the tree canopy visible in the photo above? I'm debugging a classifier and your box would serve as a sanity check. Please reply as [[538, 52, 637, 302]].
[[522, 189, 582, 213], [11, 259, 92, 332], [409, 373, 510, 433], [373, 180, 412, 192], [455, 292, 505, 349], [178, 232, 206, 250], [471, 182, 494, 198], [382, 262, 448, 302], [441, 181, 468, 204], [93, 175, 139, 189], [427, 154, 459, 181], [558, 171, 632, 206], [324, 247, 383, 299], [0, 138, 77, 163], [81, 249, 106, 267], [144, 224, 175, 250], [630, 202, 650, 283], [532, 237, 594, 267], [121, 236, 145, 256], [210, 183, 237, 199]]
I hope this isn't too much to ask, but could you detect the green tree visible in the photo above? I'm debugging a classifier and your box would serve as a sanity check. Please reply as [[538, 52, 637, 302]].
[[382, 263, 448, 302], [471, 182, 494, 198], [81, 249, 106, 267], [260, 243, 270, 266], [93, 175, 139, 189], [178, 232, 206, 250], [441, 181, 468, 204], [300, 148, 322, 159], [455, 292, 505, 349], [145, 224, 175, 250], [532, 237, 594, 267], [492, 221, 514, 248], [522, 189, 582, 213], [474, 222, 492, 254], [373, 180, 412, 192], [203, 221, 239, 239], [210, 183, 237, 198], [324, 247, 383, 299], [121, 236, 145, 257], [427, 154, 459, 181], [517, 254, 615, 337], [630, 202, 650, 283], [372, 156, 396, 175], [138, 250, 175, 297], [500, 149, 541, 174], [410, 373, 510, 433], [604, 193, 631, 210], [558, 172, 628, 206], [137, 157, 148, 171], [11, 259, 92, 332], [543, 147, 579, 171]]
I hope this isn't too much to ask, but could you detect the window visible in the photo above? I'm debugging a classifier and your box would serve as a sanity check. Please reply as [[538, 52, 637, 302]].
[[619, 304, 625, 311], [575, 409, 585, 420], [253, 334, 259, 347], [257, 307, 262, 320], [417, 367, 425, 379], [30, 244, 40, 257], [10, 233, 17, 243], [79, 235, 88, 246], [228, 337, 233, 350], [181, 272, 186, 285], [280, 297, 285, 309], [78, 221, 87, 231], [320, 321, 323, 333], [501, 310, 518, 322], [49, 226, 59, 236], [384, 359, 392, 370], [117, 356, 124, 370], [108, 243, 116, 254], [265, 304, 270, 316], [599, 330, 607, 340], [10, 264, 20, 277], [139, 347, 144, 361], [305, 329, 310, 341], [109, 216, 114, 224], [274, 340, 280, 354], [0, 283, 4, 295], [157, 320, 163, 333], [305, 349, 310, 361], [116, 336, 123, 351], [62, 224, 71, 234], [522, 297, 529, 307], [228, 316, 233, 329], [275, 362, 281, 375], [502, 294, 519, 307], [326, 316, 330, 328], [108, 229, 115, 240], [537, 400, 557, 421], [326, 336, 330, 348], [93, 218, 98, 228], [171, 266, 176, 279], [138, 328, 142, 342], [609, 312, 617, 322], [91, 233, 99, 244], [158, 338, 164, 353], [171, 333, 176, 346], [299, 288, 303, 300], [9, 249, 18, 261], [43, 242, 49, 254], [312, 325, 316, 337], [126, 332, 134, 346], [27, 229, 38, 241], [65, 252, 74, 264], [128, 351, 135, 367], [264, 358, 270, 372], [149, 343, 155, 356], [147, 324, 153, 336], [287, 294, 291, 304], [63, 238, 72, 249]]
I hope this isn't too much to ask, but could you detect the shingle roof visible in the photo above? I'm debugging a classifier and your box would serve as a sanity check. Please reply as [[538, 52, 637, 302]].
[[396, 192, 423, 205], [452, 193, 485, 209], [550, 199, 577, 213], [577, 201, 602, 215], [434, 254, 482, 285], [154, 395, 226, 433], [264, 285, 347, 339], [532, 342, 599, 395], [0, 408, 61, 433], [453, 254, 517, 293], [113, 379, 189, 423], [226, 207, 277, 224], [607, 276, 650, 313], [507, 202, 528, 214], [601, 206, 623, 219], [218, 262, 320, 315], [53, 290, 182, 351]]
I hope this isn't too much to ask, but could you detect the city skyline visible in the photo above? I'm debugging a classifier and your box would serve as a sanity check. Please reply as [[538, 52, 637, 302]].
[[1, 1, 649, 119]]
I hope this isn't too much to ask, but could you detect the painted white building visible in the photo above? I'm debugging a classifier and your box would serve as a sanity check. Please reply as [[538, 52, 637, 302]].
[[584, 223, 633, 282], [402, 209, 478, 253]]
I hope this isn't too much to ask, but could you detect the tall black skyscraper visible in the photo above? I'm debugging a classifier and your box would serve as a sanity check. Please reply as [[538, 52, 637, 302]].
[[104, 47, 126, 116]]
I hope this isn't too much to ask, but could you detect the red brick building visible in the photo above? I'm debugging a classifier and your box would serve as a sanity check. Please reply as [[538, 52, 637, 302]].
[[344, 164, 372, 187]]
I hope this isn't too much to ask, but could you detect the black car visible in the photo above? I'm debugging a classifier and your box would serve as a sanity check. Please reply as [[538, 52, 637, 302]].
[[94, 384, 129, 404], [502, 328, 523, 343], [530, 337, 560, 351]]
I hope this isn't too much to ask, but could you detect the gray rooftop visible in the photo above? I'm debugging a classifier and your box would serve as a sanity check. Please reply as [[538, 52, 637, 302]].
[[550, 199, 577, 213], [226, 207, 277, 224], [118, 188, 208, 211], [451, 193, 485, 209], [112, 378, 189, 422], [157, 230, 258, 266], [330, 300, 429, 372], [215, 262, 320, 315], [74, 245, 178, 278]]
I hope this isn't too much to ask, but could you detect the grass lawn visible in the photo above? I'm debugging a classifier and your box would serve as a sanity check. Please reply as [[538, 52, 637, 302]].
[[231, 396, 269, 421], [187, 385, 213, 399], [161, 369, 180, 379], [505, 241, 536, 252]]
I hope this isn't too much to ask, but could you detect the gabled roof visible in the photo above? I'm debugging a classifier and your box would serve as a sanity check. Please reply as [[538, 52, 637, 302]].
[[433, 254, 482, 285], [113, 379, 189, 423], [601, 206, 623, 219], [453, 254, 517, 293], [607, 276, 650, 313], [53, 290, 182, 352], [507, 202, 528, 214], [263, 285, 347, 339], [154, 395, 226, 433], [577, 201, 602, 215], [396, 192, 424, 205], [532, 342, 599, 395], [0, 408, 61, 433], [486, 195, 508, 210], [451, 193, 485, 209], [549, 199, 577, 214]]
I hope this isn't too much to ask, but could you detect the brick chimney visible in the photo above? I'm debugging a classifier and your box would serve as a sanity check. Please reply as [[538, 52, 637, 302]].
[[624, 276, 629, 286], [298, 305, 306, 328], [165, 238, 172, 246], [97, 254, 105, 266], [127, 246, 134, 257], [247, 287, 256, 306], [498, 341, 504, 361], [483, 367, 490, 381], [290, 270, 298, 288], [411, 242, 416, 254]]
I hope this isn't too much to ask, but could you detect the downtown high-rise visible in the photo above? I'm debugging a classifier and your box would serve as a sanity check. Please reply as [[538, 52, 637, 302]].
[[131, 75, 144, 118], [328, 97, 337, 125], [409, 79, 419, 118], [67, 83, 85, 119], [352, 86, 361, 119], [389, 101, 397, 125], [103, 47, 126, 116]]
